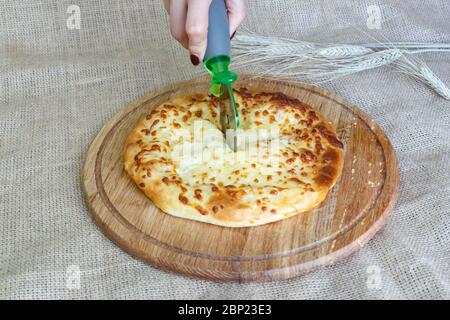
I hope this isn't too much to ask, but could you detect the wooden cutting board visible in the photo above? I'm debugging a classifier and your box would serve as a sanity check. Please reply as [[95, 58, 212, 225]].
[[82, 75, 399, 282]]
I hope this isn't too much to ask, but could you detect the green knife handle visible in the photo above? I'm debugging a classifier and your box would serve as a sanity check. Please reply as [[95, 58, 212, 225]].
[[204, 0, 230, 61]]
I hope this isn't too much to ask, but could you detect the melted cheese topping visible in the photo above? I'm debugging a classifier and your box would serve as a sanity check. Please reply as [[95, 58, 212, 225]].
[[124, 88, 344, 226]]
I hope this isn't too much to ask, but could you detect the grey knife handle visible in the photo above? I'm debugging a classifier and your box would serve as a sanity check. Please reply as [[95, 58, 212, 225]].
[[204, 0, 231, 61]]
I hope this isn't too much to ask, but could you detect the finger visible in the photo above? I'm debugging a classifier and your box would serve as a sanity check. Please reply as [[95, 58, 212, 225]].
[[226, 0, 246, 36], [169, 0, 189, 48], [186, 0, 212, 60]]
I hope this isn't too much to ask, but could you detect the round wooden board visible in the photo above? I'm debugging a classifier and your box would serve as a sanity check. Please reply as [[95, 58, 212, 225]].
[[82, 75, 399, 282]]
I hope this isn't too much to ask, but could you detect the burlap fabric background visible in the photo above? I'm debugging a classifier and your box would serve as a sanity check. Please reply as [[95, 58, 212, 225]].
[[1, 0, 449, 299]]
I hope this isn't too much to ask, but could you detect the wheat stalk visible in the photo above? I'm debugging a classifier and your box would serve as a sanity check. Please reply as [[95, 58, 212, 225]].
[[230, 32, 450, 100], [394, 54, 450, 100]]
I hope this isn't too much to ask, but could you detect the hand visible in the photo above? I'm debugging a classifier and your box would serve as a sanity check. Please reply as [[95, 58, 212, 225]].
[[163, 0, 246, 65]]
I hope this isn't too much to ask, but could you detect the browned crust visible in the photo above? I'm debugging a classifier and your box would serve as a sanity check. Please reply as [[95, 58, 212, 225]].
[[123, 88, 344, 227]]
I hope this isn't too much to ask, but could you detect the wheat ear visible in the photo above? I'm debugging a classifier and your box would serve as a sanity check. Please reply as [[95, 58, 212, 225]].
[[394, 55, 450, 100], [230, 32, 450, 99]]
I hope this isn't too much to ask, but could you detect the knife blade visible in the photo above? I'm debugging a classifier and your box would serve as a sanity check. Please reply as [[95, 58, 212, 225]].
[[218, 84, 239, 151]]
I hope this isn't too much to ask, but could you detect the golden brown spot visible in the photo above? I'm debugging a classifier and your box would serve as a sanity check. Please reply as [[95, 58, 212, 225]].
[[270, 209, 277, 214], [179, 195, 189, 204], [317, 124, 344, 149], [162, 177, 169, 184], [314, 165, 337, 187], [305, 150, 317, 161], [301, 153, 308, 163], [150, 144, 161, 152], [139, 183, 145, 188], [236, 87, 253, 99], [194, 189, 203, 200], [225, 188, 246, 200], [322, 148, 339, 164], [195, 206, 208, 215], [195, 110, 203, 117], [315, 143, 324, 155], [212, 205, 219, 213], [269, 92, 304, 109], [207, 192, 250, 222], [289, 177, 304, 184], [308, 111, 319, 121]]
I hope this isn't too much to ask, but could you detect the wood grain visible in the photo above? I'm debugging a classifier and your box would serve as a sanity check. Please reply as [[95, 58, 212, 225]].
[[82, 75, 400, 282]]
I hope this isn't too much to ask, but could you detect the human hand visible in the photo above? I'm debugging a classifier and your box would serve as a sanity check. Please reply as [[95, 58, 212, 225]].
[[163, 0, 246, 65]]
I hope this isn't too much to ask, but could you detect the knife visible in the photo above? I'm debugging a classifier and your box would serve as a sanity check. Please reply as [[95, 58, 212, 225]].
[[203, 0, 239, 151]]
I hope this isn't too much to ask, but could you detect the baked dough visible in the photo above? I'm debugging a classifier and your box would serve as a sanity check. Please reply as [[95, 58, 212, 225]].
[[124, 88, 344, 227]]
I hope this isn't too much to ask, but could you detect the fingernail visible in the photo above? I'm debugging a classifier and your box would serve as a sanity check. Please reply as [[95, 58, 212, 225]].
[[190, 54, 200, 66], [230, 31, 236, 40]]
